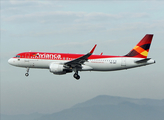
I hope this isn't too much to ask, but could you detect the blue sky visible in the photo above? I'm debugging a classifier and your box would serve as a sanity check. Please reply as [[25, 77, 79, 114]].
[[1, 0, 164, 115]]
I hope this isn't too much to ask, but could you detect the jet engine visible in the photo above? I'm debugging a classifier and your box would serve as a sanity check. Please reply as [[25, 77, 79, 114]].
[[49, 63, 66, 75]]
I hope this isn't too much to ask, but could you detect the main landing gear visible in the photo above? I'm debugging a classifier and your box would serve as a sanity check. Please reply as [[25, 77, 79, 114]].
[[25, 68, 29, 77], [73, 71, 80, 80], [74, 73, 80, 80]]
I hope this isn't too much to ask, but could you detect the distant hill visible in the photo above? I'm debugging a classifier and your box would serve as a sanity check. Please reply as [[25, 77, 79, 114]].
[[36, 95, 164, 120], [1, 95, 164, 120], [73, 95, 164, 108]]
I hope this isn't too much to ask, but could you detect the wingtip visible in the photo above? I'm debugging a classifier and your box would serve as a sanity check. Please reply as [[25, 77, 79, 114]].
[[90, 44, 97, 54]]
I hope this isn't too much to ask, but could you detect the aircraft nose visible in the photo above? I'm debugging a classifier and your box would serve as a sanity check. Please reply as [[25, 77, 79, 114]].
[[8, 58, 13, 65]]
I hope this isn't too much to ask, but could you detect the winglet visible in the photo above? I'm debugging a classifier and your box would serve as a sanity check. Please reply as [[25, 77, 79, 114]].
[[90, 44, 97, 54]]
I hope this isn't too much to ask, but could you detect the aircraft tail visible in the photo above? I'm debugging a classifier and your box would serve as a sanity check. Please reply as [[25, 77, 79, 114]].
[[125, 34, 153, 58]]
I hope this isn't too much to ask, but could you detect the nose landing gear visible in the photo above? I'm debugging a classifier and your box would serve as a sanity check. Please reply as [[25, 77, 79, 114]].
[[25, 73, 29, 76], [25, 68, 29, 77]]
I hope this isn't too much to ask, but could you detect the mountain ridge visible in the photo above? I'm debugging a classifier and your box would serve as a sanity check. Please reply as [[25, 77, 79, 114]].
[[72, 95, 164, 108], [1, 95, 164, 120], [36, 95, 164, 120]]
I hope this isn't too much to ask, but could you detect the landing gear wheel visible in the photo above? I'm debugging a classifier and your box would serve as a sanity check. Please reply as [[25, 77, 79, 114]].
[[25, 73, 29, 77], [73, 73, 80, 80], [25, 68, 30, 77]]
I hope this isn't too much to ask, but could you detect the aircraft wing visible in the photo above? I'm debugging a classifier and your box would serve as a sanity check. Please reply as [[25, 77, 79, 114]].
[[64, 44, 97, 67]]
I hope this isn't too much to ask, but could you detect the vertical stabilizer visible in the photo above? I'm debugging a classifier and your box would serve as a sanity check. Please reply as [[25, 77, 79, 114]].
[[125, 34, 153, 58]]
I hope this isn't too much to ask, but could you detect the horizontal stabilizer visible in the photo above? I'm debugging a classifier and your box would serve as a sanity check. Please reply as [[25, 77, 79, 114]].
[[135, 58, 151, 63]]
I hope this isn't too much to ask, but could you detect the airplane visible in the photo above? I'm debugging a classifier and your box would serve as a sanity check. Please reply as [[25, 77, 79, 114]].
[[8, 34, 155, 80]]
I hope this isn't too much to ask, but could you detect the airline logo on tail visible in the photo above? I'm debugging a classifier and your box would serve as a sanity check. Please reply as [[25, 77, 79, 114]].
[[125, 34, 153, 58]]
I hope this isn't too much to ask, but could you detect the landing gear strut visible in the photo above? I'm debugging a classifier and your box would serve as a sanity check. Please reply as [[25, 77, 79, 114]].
[[25, 68, 29, 77], [73, 70, 80, 80]]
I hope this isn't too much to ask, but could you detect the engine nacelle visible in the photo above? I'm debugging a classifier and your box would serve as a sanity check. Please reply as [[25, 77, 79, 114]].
[[49, 63, 66, 75]]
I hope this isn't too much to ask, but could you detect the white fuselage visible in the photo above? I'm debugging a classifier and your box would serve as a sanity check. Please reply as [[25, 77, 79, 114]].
[[8, 34, 155, 79], [8, 57, 155, 72]]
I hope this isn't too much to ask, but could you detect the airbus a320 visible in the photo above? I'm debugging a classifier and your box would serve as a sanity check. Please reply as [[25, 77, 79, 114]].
[[8, 34, 155, 80]]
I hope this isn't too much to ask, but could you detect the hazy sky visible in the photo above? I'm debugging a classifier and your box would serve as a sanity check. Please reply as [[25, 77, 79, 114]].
[[1, 0, 164, 115]]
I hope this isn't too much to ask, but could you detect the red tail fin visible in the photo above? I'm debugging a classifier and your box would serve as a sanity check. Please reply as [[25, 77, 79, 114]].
[[125, 34, 153, 58]]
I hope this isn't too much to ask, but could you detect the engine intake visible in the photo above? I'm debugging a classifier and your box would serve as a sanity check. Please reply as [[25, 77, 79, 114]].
[[49, 63, 66, 75]]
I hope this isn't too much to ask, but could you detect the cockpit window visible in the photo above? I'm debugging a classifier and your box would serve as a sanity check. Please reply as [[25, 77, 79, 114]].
[[15, 55, 20, 58]]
